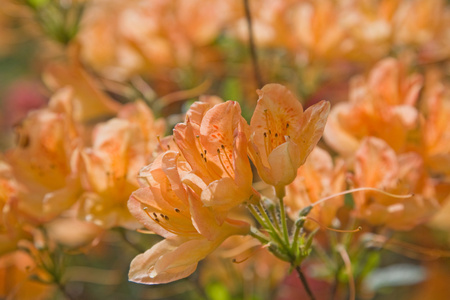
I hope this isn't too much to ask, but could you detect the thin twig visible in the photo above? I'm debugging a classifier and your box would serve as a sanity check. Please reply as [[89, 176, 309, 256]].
[[243, 0, 263, 88], [295, 265, 317, 300], [337, 245, 355, 300]]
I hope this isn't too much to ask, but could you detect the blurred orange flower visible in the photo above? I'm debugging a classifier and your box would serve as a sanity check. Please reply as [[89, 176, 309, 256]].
[[285, 147, 346, 229], [0, 251, 55, 300], [421, 85, 450, 176], [5, 88, 82, 224], [324, 58, 422, 156], [78, 101, 164, 229], [349, 137, 444, 230]]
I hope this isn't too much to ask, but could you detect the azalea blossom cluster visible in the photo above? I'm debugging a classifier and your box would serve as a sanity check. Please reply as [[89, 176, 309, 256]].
[[72, 0, 450, 83], [127, 83, 329, 283]]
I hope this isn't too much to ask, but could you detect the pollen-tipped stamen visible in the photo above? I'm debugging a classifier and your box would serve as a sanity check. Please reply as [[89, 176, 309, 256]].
[[311, 187, 414, 208], [217, 148, 233, 178], [304, 216, 362, 233]]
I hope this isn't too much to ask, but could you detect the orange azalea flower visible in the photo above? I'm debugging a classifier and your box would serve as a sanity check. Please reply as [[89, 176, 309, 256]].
[[0, 159, 27, 256], [78, 102, 164, 229], [324, 58, 422, 156], [349, 137, 443, 230], [173, 100, 254, 220], [5, 88, 82, 224], [421, 85, 450, 176], [43, 49, 120, 123], [248, 83, 330, 191], [77, 0, 234, 80], [285, 147, 346, 229], [128, 151, 249, 284], [0, 251, 55, 300]]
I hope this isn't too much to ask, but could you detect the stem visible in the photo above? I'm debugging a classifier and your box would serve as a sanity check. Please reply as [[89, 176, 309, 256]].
[[329, 266, 340, 300], [295, 265, 317, 300], [248, 204, 269, 230], [256, 202, 283, 243], [116, 228, 145, 253], [337, 245, 355, 300], [279, 197, 290, 245], [56, 281, 76, 300], [275, 187, 290, 245], [243, 0, 263, 88], [291, 220, 302, 254]]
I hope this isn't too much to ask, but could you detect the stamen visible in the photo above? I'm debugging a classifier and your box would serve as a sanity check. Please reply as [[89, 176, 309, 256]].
[[305, 216, 362, 233], [368, 235, 450, 260], [174, 208, 180, 213], [264, 110, 274, 152], [217, 148, 233, 178], [195, 135, 206, 159], [142, 207, 197, 236], [156, 136, 166, 151], [136, 229, 155, 234], [221, 145, 234, 172], [263, 132, 270, 157], [232, 244, 269, 264], [311, 187, 414, 208]]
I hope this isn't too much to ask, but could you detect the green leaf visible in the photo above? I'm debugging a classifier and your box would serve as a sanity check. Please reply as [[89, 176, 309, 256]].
[[344, 193, 355, 209], [206, 281, 232, 300]]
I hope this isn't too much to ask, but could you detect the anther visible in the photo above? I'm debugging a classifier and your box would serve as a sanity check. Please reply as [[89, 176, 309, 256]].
[[153, 212, 157, 218], [164, 215, 169, 221], [175, 208, 180, 213]]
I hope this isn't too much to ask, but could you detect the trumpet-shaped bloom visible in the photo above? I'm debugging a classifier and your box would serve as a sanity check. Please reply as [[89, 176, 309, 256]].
[[324, 58, 422, 156], [350, 137, 445, 230], [173, 100, 254, 220], [248, 83, 330, 190], [128, 151, 249, 284], [285, 147, 346, 228]]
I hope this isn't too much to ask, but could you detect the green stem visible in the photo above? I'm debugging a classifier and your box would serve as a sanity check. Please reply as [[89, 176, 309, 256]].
[[291, 218, 303, 254], [256, 202, 283, 244], [248, 204, 269, 230], [249, 227, 270, 245], [276, 187, 290, 245], [295, 265, 317, 300]]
